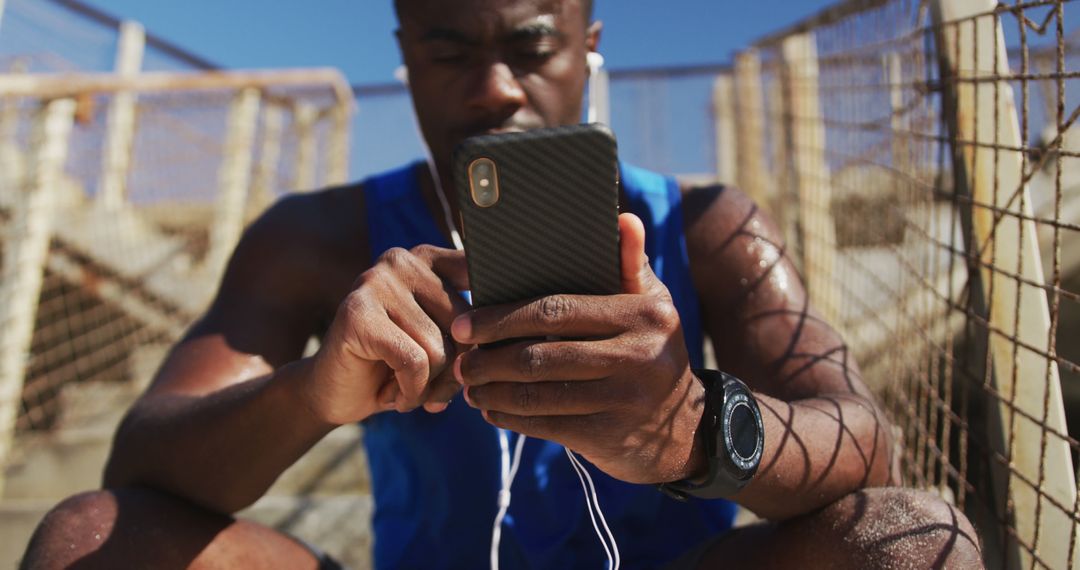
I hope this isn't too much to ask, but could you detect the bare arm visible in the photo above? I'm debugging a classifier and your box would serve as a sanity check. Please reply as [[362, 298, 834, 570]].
[[452, 187, 892, 523], [683, 184, 894, 520], [104, 196, 347, 513], [104, 192, 469, 513]]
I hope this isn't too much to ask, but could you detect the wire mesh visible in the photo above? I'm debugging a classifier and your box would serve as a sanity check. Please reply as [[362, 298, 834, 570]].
[[0, 79, 346, 433], [0, 0, 116, 73], [347, 67, 726, 181], [735, 0, 1080, 567], [4, 0, 1078, 566]]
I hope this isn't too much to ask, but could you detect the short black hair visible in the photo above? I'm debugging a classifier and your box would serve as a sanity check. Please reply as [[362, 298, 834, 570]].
[[393, 0, 594, 23]]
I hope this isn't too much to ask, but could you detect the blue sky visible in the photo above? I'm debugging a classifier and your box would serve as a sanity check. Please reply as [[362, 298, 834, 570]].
[[1, 0, 851, 178], [81, 1, 837, 85]]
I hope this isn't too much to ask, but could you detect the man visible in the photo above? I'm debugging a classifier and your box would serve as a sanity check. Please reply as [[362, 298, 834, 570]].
[[22, 0, 982, 568]]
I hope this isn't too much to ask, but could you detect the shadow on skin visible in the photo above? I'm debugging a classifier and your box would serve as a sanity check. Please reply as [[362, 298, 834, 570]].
[[679, 186, 983, 567], [713, 189, 894, 493]]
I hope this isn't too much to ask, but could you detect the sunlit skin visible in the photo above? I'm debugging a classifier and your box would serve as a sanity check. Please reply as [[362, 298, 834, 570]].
[[19, 1, 984, 568]]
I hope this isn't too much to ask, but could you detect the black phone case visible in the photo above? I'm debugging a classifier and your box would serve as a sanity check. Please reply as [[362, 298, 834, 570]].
[[452, 124, 621, 308]]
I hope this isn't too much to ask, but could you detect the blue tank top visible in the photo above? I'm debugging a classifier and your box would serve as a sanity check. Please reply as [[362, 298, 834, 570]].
[[361, 161, 735, 569]]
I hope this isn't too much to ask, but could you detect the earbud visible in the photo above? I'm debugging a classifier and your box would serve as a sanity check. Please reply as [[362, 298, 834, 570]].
[[586, 51, 605, 71], [394, 65, 409, 85]]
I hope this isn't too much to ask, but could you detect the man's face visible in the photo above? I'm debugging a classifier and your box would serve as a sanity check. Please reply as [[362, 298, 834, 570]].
[[396, 0, 599, 175]]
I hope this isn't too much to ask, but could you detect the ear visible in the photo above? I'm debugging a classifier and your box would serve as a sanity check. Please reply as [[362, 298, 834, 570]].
[[394, 29, 411, 85], [586, 20, 603, 54]]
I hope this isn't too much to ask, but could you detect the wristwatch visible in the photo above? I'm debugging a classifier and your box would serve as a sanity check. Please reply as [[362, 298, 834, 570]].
[[657, 368, 764, 500]]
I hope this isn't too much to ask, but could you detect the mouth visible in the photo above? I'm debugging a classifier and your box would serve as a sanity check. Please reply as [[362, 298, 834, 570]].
[[456, 118, 544, 142], [481, 127, 525, 135]]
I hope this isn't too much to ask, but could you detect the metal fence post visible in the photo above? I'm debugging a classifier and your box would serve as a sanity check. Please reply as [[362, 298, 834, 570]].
[[712, 73, 737, 186], [885, 52, 910, 178], [733, 50, 771, 210], [327, 99, 352, 186], [932, 1, 1077, 568], [96, 20, 145, 210], [766, 60, 798, 257], [248, 101, 285, 219], [0, 97, 76, 494], [292, 102, 317, 191], [0, 59, 27, 193], [205, 87, 261, 281], [780, 32, 840, 325]]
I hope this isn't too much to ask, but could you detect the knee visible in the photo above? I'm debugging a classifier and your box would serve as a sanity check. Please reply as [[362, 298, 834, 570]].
[[21, 490, 120, 570], [839, 488, 983, 569]]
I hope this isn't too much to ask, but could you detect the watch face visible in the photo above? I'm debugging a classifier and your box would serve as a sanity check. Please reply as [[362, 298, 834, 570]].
[[723, 391, 763, 476], [729, 401, 760, 461]]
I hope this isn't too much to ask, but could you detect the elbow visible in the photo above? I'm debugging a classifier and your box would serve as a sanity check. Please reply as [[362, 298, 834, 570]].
[[193, 474, 267, 514], [101, 414, 259, 515], [818, 392, 897, 492], [101, 411, 143, 489], [861, 399, 897, 489]]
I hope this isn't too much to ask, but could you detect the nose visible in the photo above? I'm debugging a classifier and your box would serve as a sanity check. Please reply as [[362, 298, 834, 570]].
[[465, 60, 527, 119]]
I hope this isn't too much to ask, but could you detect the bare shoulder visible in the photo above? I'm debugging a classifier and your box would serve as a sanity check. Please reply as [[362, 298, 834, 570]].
[[142, 183, 372, 395], [678, 181, 797, 313], [198, 183, 372, 348], [224, 183, 372, 300]]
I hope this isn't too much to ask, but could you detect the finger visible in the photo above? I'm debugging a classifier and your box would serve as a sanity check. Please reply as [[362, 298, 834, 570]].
[[423, 369, 462, 413], [451, 294, 635, 345], [466, 379, 613, 416], [386, 298, 452, 382], [457, 339, 628, 386], [376, 379, 400, 410], [618, 213, 664, 296], [483, 410, 599, 445], [387, 245, 471, 333], [411, 244, 470, 293], [352, 310, 431, 407]]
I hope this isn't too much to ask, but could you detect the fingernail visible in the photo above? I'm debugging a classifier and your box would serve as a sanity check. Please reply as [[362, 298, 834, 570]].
[[427, 401, 449, 414], [454, 355, 465, 385], [463, 386, 475, 407], [451, 315, 471, 342]]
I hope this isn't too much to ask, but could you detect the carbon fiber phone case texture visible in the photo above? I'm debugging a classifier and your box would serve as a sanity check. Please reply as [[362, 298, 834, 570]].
[[452, 124, 621, 308]]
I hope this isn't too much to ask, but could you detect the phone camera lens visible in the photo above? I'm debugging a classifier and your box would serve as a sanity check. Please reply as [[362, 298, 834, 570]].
[[468, 158, 500, 207]]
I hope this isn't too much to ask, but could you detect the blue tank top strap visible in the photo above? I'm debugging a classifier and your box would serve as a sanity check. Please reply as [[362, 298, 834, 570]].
[[364, 161, 450, 255]]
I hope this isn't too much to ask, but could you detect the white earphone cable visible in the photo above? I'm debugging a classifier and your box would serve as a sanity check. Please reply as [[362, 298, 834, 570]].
[[426, 158, 464, 251], [491, 429, 527, 570], [565, 448, 621, 570], [409, 64, 617, 570]]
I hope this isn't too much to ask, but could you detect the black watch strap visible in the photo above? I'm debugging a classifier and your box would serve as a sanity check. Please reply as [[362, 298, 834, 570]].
[[657, 369, 764, 501]]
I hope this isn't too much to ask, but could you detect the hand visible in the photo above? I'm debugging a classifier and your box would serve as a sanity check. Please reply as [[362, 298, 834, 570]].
[[452, 214, 706, 484], [306, 245, 471, 425]]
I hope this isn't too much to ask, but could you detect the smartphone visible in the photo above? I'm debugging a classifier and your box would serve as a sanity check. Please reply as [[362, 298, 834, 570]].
[[451, 124, 621, 308]]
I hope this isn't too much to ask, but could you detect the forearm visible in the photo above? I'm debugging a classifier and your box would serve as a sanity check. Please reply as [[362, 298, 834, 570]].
[[731, 391, 894, 521], [104, 358, 337, 513]]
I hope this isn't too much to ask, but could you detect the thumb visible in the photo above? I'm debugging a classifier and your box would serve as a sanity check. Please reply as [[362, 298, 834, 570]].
[[619, 213, 661, 295]]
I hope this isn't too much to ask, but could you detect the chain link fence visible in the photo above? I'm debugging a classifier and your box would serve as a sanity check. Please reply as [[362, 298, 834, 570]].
[[0, 3, 353, 497], [4, 0, 1080, 567], [721, 0, 1079, 567]]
